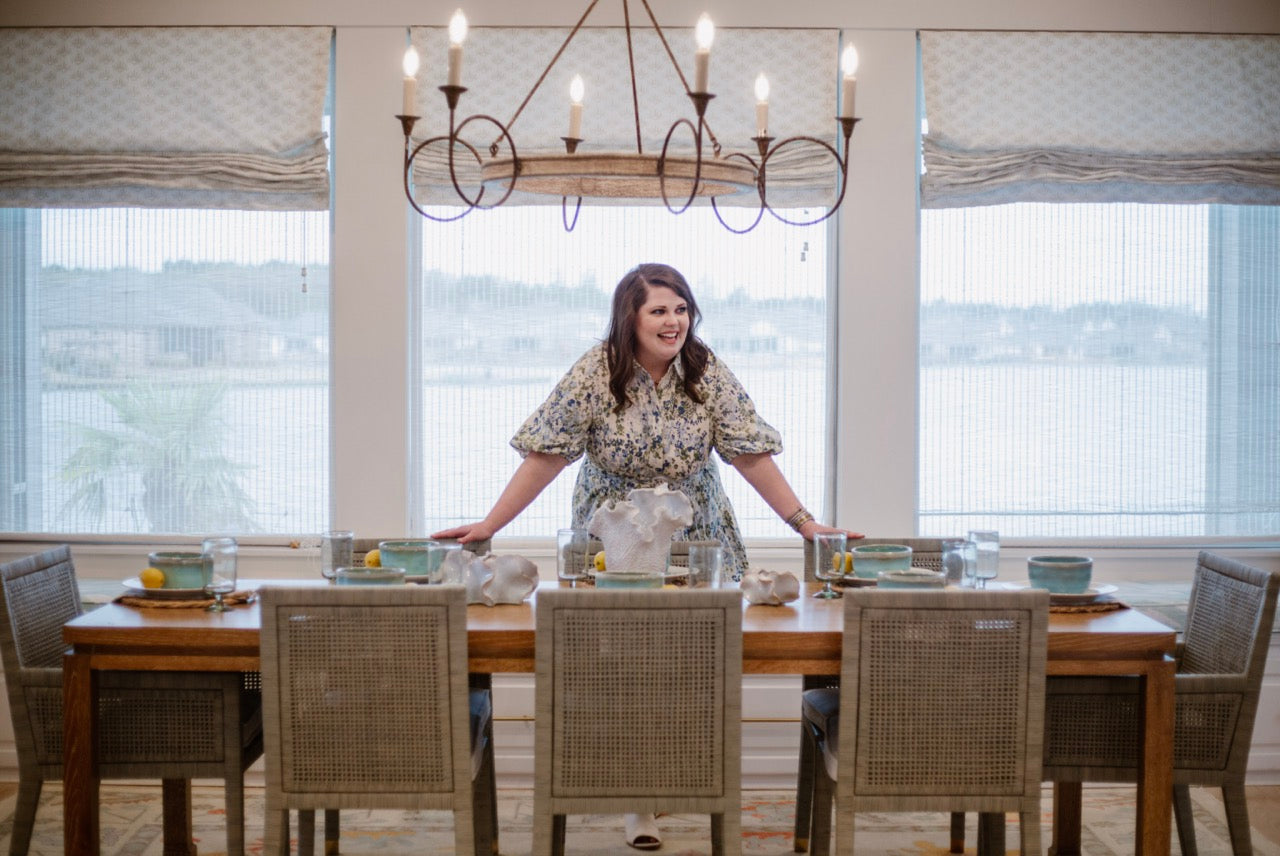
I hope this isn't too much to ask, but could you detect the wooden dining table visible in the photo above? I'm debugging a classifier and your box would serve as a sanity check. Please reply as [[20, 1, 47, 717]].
[[62, 579, 1177, 856]]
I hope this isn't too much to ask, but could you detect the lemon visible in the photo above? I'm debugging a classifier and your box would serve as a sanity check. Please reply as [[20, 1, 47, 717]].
[[593, 551, 606, 572], [845, 552, 854, 574], [364, 549, 382, 568], [139, 567, 166, 589]]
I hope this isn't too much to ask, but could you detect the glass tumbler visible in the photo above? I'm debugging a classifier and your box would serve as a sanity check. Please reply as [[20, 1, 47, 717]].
[[320, 530, 354, 582], [556, 528, 591, 586], [200, 536, 238, 612], [967, 529, 1000, 588], [940, 538, 970, 586], [687, 543, 725, 588]]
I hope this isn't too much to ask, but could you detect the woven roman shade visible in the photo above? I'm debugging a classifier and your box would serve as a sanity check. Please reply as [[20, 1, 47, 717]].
[[406, 26, 839, 207], [920, 31, 1280, 208], [0, 27, 332, 210]]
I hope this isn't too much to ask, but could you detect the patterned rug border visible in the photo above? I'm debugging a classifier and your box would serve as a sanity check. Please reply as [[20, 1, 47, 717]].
[[1, 783, 1276, 855]]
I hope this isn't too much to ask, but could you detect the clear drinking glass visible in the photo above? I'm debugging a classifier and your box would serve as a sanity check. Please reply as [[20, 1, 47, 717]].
[[320, 530, 354, 582], [201, 536, 238, 612], [687, 544, 725, 588], [812, 532, 847, 599], [967, 529, 1000, 588], [425, 542, 462, 584], [556, 528, 591, 587], [940, 538, 965, 586]]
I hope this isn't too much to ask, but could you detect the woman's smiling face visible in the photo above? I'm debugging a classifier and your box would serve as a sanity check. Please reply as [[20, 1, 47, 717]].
[[632, 284, 689, 373]]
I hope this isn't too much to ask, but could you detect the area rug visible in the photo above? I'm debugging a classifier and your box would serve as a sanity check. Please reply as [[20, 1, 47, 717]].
[[1, 784, 1276, 855]]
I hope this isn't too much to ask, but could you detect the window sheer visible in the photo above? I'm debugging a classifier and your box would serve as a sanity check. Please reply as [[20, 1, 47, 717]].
[[919, 202, 1280, 537], [413, 206, 829, 539], [0, 208, 331, 535]]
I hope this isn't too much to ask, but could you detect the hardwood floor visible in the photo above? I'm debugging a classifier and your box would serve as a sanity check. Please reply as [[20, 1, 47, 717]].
[[1, 782, 1277, 845]]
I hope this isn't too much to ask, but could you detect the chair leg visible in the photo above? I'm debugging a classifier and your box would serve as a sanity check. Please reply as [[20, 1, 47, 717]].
[[795, 719, 816, 851], [1221, 783, 1254, 856], [225, 772, 246, 856], [1051, 781, 1083, 856], [323, 810, 340, 855], [298, 809, 316, 856], [8, 776, 42, 856], [552, 814, 567, 856], [977, 812, 1005, 856], [949, 811, 966, 853], [473, 735, 498, 855], [718, 805, 743, 856], [810, 757, 835, 856], [1020, 808, 1041, 856], [1173, 785, 1198, 856], [263, 803, 286, 855], [532, 794, 554, 856], [161, 778, 196, 855]]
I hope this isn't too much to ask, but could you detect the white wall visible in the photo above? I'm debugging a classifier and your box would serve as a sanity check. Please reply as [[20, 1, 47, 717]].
[[2, 0, 1279, 787]]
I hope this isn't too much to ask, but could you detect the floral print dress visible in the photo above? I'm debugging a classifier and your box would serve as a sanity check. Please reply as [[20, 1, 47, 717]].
[[511, 343, 782, 579]]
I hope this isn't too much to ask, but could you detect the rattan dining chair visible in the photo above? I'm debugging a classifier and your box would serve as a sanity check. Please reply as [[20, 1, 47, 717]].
[[0, 545, 264, 856], [793, 536, 960, 852], [800, 588, 1049, 856], [1042, 551, 1279, 856], [258, 584, 497, 856], [532, 588, 743, 856], [312, 537, 493, 855]]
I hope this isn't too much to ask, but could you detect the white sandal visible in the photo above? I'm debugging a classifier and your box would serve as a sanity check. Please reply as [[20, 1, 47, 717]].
[[624, 813, 662, 850]]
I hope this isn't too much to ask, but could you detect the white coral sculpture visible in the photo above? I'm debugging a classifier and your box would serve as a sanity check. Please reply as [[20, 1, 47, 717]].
[[440, 549, 538, 605], [587, 483, 694, 575], [740, 569, 801, 605]]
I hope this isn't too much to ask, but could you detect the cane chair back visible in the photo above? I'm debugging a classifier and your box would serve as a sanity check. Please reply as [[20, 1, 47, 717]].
[[802, 589, 1048, 856], [794, 536, 959, 852], [258, 584, 494, 856], [1043, 551, 1279, 855], [0, 545, 262, 856], [532, 588, 742, 856]]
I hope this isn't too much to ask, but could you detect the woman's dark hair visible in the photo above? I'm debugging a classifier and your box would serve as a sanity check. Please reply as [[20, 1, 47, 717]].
[[604, 263, 709, 412]]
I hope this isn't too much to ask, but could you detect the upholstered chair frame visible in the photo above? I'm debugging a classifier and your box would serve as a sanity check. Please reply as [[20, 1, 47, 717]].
[[258, 584, 496, 856], [1043, 551, 1280, 856], [0, 545, 262, 856], [803, 588, 1049, 856], [532, 588, 743, 856]]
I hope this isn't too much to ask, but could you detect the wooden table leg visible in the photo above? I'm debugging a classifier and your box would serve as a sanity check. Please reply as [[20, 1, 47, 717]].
[[1050, 781, 1083, 856], [63, 651, 99, 856], [161, 779, 198, 855], [1136, 658, 1175, 856]]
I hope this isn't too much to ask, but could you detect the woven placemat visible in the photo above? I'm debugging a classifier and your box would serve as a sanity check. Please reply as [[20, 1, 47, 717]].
[[114, 590, 256, 609], [1050, 599, 1128, 614]]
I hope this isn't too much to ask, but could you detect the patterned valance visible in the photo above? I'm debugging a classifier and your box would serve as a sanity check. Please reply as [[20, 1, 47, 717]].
[[920, 31, 1280, 208], [0, 27, 332, 210], [406, 26, 839, 208]]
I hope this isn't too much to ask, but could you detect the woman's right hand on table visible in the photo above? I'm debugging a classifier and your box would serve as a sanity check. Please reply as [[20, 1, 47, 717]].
[[431, 521, 497, 545]]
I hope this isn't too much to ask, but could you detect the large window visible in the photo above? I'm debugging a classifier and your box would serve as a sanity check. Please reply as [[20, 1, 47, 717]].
[[414, 207, 829, 539], [919, 203, 1280, 538], [0, 208, 331, 535]]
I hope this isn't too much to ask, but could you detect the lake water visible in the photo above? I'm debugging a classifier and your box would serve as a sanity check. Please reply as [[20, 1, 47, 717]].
[[33, 363, 1235, 539]]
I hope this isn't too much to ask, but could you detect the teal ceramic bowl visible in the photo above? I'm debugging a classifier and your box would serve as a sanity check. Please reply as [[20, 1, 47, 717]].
[[146, 551, 207, 589], [595, 571, 665, 589], [850, 544, 913, 579], [877, 568, 946, 589], [377, 540, 437, 576], [1027, 555, 1093, 594], [335, 567, 407, 586]]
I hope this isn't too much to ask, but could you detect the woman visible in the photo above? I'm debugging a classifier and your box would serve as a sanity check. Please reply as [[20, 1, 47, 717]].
[[434, 262, 854, 849]]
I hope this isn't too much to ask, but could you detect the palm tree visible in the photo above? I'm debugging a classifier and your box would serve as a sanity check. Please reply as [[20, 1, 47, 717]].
[[60, 382, 257, 533]]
